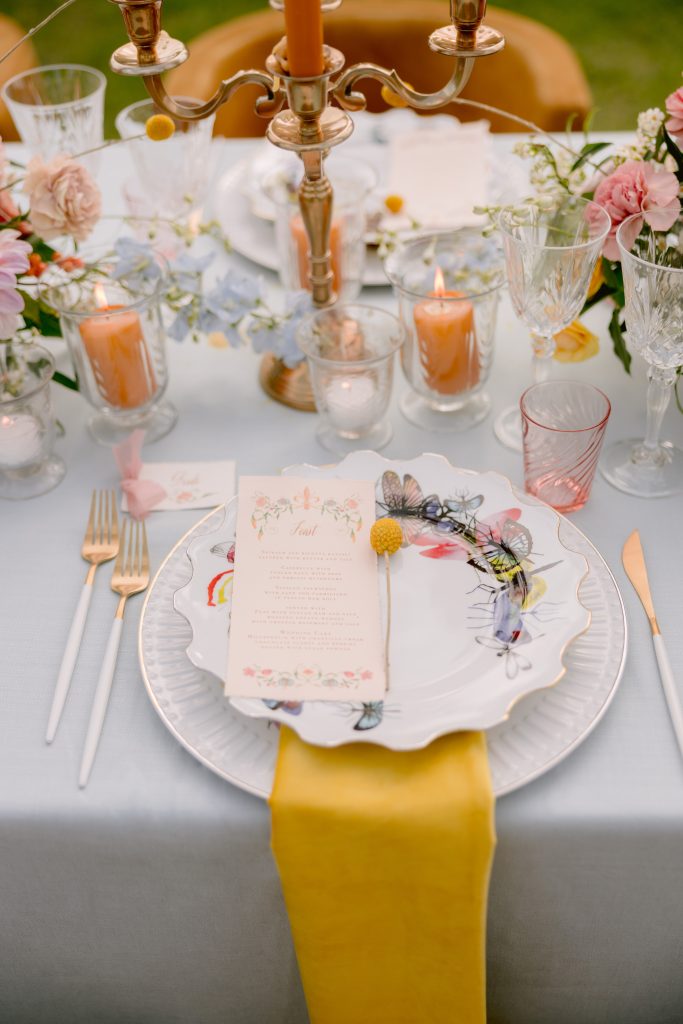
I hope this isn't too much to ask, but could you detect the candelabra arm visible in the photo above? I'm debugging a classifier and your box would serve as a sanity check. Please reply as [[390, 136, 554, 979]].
[[332, 57, 474, 113], [143, 69, 285, 121]]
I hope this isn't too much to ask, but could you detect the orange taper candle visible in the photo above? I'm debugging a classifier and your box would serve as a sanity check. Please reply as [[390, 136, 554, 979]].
[[80, 286, 157, 410], [291, 213, 343, 294], [413, 268, 480, 395], [283, 0, 324, 77]]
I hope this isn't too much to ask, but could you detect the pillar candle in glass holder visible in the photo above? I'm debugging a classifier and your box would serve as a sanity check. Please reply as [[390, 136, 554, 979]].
[[413, 267, 480, 395], [0, 412, 42, 468], [291, 214, 343, 295], [79, 285, 157, 410], [283, 0, 325, 77]]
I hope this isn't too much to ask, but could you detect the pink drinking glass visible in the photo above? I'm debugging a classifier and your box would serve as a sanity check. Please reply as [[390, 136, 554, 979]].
[[521, 380, 611, 513]]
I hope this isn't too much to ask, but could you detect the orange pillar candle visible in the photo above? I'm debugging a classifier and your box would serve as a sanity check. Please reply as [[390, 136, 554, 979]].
[[283, 0, 325, 77], [80, 295, 157, 410], [413, 268, 480, 395], [291, 213, 343, 295]]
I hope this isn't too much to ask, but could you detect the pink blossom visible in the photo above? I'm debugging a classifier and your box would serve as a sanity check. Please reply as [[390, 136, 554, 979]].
[[360, 670, 373, 680], [0, 228, 31, 338], [0, 137, 31, 234], [24, 154, 101, 242], [593, 160, 681, 259], [243, 667, 255, 677], [665, 86, 683, 140]]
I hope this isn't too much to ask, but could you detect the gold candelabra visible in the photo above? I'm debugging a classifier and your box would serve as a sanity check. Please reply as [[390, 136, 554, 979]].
[[107, 0, 504, 410]]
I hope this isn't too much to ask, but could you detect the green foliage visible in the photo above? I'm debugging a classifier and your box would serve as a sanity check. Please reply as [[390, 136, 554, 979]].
[[18, 290, 62, 337], [608, 307, 632, 374]]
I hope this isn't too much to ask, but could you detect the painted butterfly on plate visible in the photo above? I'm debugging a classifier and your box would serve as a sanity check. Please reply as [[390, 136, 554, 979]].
[[376, 471, 442, 545]]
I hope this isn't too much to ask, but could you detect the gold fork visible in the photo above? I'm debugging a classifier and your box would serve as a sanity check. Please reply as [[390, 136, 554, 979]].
[[46, 490, 119, 744], [78, 518, 150, 789]]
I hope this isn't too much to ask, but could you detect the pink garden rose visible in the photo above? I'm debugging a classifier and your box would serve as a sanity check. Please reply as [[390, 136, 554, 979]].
[[24, 154, 101, 242], [593, 160, 681, 260], [665, 86, 683, 141], [0, 228, 31, 338]]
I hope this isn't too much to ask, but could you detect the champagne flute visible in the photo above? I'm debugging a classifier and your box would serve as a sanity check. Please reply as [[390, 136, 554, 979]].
[[495, 195, 611, 451], [600, 212, 683, 497]]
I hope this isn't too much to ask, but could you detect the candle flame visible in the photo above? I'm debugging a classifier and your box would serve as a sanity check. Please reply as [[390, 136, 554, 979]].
[[94, 282, 108, 309], [433, 266, 446, 297]]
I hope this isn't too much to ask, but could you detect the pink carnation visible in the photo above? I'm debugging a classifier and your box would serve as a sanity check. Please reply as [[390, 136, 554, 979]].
[[665, 86, 683, 140], [593, 159, 681, 260], [24, 154, 101, 243], [0, 228, 31, 338]]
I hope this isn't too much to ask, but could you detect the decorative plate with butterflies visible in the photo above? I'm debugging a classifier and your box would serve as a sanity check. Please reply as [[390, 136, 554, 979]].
[[175, 452, 591, 750]]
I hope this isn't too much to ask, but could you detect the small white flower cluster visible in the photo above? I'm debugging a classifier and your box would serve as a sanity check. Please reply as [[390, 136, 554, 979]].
[[513, 137, 593, 196], [636, 107, 665, 148]]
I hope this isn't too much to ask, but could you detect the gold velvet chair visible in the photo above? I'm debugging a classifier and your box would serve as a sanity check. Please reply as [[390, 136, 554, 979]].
[[167, 2, 592, 137], [0, 15, 38, 142]]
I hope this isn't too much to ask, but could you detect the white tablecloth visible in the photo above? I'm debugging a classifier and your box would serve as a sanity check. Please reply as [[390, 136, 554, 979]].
[[1, 135, 683, 1024]]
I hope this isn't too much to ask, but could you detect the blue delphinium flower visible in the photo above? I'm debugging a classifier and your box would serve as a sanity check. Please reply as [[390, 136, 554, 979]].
[[170, 250, 214, 292], [245, 290, 311, 367], [111, 237, 162, 285]]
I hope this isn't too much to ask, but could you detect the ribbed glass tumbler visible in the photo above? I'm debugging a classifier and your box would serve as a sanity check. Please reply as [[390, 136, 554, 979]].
[[521, 380, 611, 513]]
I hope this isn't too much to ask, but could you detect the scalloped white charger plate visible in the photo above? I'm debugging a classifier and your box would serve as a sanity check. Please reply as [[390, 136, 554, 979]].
[[172, 454, 595, 751]]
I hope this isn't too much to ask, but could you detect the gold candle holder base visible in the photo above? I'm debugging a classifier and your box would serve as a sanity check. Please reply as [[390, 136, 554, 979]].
[[259, 354, 316, 412]]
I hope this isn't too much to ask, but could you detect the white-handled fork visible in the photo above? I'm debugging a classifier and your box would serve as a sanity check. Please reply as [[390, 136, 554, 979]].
[[78, 518, 150, 789], [46, 491, 119, 744]]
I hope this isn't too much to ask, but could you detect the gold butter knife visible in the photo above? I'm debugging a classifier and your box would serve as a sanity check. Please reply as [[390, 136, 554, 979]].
[[623, 529, 683, 757]]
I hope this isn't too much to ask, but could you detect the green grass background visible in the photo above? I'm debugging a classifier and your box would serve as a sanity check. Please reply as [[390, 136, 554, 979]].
[[3, 0, 682, 135]]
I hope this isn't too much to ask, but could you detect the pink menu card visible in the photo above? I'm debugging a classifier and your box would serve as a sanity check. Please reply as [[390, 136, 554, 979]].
[[225, 476, 385, 702]]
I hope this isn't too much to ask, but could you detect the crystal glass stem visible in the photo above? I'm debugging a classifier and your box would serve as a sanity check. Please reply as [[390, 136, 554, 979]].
[[531, 333, 555, 385], [635, 365, 677, 464]]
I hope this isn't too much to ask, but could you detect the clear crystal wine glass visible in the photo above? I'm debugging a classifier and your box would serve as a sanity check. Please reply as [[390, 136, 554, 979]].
[[600, 212, 683, 497], [495, 195, 611, 451]]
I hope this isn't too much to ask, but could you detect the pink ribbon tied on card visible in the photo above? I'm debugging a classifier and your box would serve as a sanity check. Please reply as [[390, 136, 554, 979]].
[[112, 429, 166, 520]]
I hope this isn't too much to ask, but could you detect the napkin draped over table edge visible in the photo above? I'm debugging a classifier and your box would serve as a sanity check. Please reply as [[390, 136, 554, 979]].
[[269, 727, 496, 1024]]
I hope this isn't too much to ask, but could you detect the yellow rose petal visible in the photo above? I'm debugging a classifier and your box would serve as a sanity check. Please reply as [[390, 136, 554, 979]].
[[553, 320, 599, 363], [587, 260, 606, 299], [381, 82, 412, 109], [145, 114, 175, 141]]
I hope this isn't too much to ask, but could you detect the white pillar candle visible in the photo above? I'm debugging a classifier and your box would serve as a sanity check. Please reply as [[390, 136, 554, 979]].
[[0, 413, 43, 468], [324, 376, 380, 434]]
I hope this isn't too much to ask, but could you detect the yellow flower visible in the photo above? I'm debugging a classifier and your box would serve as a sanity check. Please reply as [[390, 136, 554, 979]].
[[370, 518, 403, 555], [145, 114, 175, 141], [380, 82, 413, 109], [553, 320, 599, 363], [207, 331, 229, 349], [587, 260, 605, 298], [384, 194, 404, 215]]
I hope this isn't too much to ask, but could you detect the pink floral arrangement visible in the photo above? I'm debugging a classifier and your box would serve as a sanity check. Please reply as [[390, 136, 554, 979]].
[[515, 77, 683, 377]]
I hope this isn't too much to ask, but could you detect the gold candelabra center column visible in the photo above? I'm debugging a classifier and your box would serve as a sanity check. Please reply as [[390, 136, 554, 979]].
[[107, 0, 504, 409]]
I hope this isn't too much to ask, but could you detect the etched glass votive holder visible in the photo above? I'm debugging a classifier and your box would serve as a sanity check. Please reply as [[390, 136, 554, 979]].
[[273, 160, 377, 302], [521, 380, 611, 513], [297, 304, 405, 455], [0, 343, 66, 499], [42, 249, 176, 446], [385, 229, 504, 432], [2, 64, 105, 162]]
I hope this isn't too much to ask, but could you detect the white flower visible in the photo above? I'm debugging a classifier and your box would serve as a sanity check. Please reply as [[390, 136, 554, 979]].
[[636, 107, 665, 144]]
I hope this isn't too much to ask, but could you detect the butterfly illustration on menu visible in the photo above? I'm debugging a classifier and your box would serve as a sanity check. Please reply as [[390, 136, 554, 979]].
[[376, 471, 443, 545]]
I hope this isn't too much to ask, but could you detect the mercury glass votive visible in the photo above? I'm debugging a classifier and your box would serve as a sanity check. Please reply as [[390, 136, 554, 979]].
[[385, 229, 504, 432], [0, 344, 65, 499], [42, 248, 177, 446], [297, 304, 405, 455]]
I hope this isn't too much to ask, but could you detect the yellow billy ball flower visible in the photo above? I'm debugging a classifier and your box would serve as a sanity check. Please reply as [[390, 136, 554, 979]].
[[384, 194, 405, 215], [370, 518, 403, 556], [145, 114, 175, 141]]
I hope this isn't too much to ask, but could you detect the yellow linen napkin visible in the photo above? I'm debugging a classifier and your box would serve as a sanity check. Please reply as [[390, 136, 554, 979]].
[[270, 727, 495, 1024]]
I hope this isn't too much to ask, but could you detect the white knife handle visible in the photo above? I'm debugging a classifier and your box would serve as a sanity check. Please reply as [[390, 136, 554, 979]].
[[46, 583, 94, 744], [78, 617, 123, 789], [653, 633, 683, 757]]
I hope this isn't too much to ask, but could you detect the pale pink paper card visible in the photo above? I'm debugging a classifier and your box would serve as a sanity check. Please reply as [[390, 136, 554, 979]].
[[225, 476, 385, 702]]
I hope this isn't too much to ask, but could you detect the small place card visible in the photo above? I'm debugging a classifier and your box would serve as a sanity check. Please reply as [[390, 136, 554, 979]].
[[121, 460, 236, 512], [386, 121, 491, 229], [225, 476, 385, 702]]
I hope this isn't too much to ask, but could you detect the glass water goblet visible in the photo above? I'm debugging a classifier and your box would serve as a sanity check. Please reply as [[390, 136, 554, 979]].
[[600, 212, 683, 497], [1, 64, 105, 163], [495, 196, 611, 451]]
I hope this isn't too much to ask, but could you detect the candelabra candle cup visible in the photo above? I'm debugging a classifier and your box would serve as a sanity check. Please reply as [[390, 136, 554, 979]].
[[385, 229, 504, 432], [297, 304, 405, 455], [600, 212, 683, 498], [2, 64, 105, 163], [116, 96, 216, 222], [273, 159, 377, 302], [41, 246, 177, 446], [0, 344, 66, 500], [521, 380, 611, 513]]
